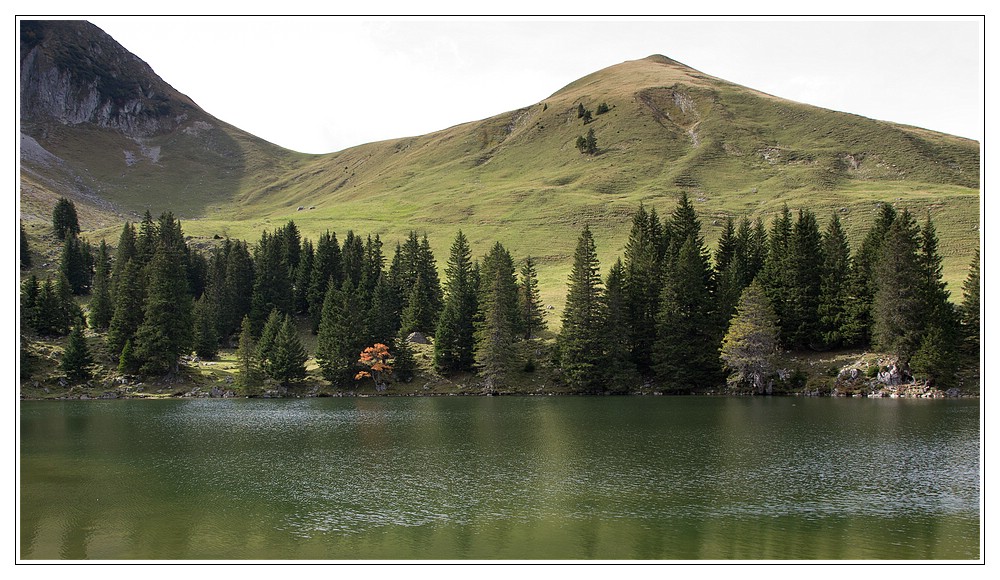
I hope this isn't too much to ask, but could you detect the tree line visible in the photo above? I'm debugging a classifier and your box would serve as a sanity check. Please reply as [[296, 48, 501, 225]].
[[21, 195, 979, 393]]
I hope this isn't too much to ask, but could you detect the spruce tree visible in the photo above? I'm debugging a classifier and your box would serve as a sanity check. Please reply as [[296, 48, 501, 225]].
[[518, 256, 546, 340], [308, 231, 342, 331], [474, 242, 519, 389], [559, 225, 606, 392], [61, 325, 93, 383], [235, 315, 261, 393], [292, 238, 314, 315], [392, 330, 417, 383], [220, 240, 254, 339], [110, 222, 137, 301], [59, 234, 92, 295], [192, 296, 220, 359], [958, 249, 980, 378], [843, 203, 896, 347], [603, 258, 637, 392], [720, 280, 780, 394], [759, 205, 793, 331], [367, 275, 402, 346], [623, 204, 663, 373], [106, 259, 144, 358], [784, 209, 824, 349], [88, 240, 113, 330], [250, 230, 293, 332], [20, 275, 41, 332], [269, 314, 308, 385], [817, 213, 852, 348], [910, 213, 960, 386], [316, 278, 366, 383], [52, 197, 80, 240], [20, 223, 31, 269], [435, 231, 478, 373], [117, 338, 136, 375], [871, 209, 923, 366], [653, 236, 721, 392], [133, 241, 194, 375], [255, 308, 284, 378]]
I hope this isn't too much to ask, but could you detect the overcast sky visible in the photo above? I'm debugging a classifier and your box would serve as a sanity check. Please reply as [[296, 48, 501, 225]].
[[73, 17, 985, 154]]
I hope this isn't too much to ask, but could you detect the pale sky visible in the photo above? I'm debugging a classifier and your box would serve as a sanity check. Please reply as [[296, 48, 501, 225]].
[[75, 16, 984, 155]]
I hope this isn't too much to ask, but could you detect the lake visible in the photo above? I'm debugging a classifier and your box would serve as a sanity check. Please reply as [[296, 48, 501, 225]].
[[19, 396, 980, 560]]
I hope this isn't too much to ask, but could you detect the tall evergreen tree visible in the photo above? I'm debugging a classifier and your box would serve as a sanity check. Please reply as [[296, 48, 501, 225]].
[[133, 240, 194, 375], [843, 203, 896, 346], [52, 197, 80, 240], [316, 278, 366, 383], [367, 275, 402, 346], [20, 222, 31, 269], [720, 279, 780, 394], [235, 315, 261, 393], [220, 240, 254, 339], [435, 231, 478, 373], [872, 209, 923, 366], [518, 256, 547, 340], [910, 212, 960, 385], [60, 325, 93, 383], [106, 259, 144, 358], [653, 236, 722, 392], [759, 205, 793, 330], [110, 222, 137, 302], [293, 239, 314, 315], [192, 295, 220, 359], [269, 314, 308, 385], [135, 210, 158, 266], [88, 240, 113, 330], [20, 275, 41, 332], [249, 230, 292, 332], [392, 330, 417, 383], [255, 308, 284, 378], [474, 242, 519, 389], [958, 248, 980, 376], [59, 234, 92, 295], [817, 213, 852, 348], [308, 231, 342, 331], [623, 204, 663, 373], [784, 209, 824, 349], [559, 225, 606, 392], [603, 258, 637, 392]]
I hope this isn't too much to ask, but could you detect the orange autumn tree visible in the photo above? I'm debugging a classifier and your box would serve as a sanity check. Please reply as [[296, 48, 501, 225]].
[[355, 343, 393, 391]]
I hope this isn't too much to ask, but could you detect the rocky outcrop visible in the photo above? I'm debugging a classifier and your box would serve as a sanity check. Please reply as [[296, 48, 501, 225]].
[[20, 20, 196, 139]]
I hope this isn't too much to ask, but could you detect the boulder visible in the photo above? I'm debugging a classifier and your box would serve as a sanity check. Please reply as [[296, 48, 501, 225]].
[[407, 331, 429, 344]]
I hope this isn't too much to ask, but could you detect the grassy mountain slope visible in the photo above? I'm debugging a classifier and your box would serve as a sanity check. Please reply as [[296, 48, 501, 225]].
[[20, 23, 980, 323]]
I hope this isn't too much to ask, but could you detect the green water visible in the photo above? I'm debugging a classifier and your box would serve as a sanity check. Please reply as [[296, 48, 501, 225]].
[[19, 396, 980, 560]]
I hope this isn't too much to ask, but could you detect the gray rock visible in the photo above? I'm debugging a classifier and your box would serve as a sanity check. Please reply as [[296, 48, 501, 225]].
[[407, 331, 429, 344]]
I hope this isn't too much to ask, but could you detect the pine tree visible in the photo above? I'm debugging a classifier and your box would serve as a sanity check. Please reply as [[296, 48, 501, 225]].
[[910, 213, 960, 386], [872, 209, 923, 366], [474, 242, 519, 389], [88, 240, 113, 330], [653, 236, 722, 392], [219, 240, 254, 339], [720, 280, 780, 394], [818, 213, 852, 348], [367, 274, 402, 346], [435, 231, 478, 373], [110, 222, 137, 302], [20, 223, 31, 268], [559, 225, 606, 392], [52, 197, 80, 240], [60, 325, 92, 383], [518, 256, 546, 340], [135, 210, 158, 266]]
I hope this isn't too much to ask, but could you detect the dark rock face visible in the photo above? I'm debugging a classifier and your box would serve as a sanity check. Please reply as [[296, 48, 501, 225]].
[[20, 20, 196, 138]]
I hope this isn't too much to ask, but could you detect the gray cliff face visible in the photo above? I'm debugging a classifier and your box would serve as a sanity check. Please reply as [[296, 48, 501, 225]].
[[19, 20, 195, 139]]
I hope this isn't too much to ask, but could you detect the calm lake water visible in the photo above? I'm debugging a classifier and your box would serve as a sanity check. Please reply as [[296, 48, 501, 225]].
[[19, 396, 980, 560]]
